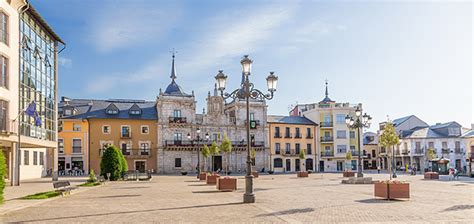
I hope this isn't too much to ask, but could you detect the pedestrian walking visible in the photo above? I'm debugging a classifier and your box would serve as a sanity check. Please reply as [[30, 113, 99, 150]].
[[449, 167, 454, 180], [377, 166, 381, 174]]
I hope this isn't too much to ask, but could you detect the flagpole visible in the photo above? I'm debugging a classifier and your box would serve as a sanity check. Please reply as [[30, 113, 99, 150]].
[[12, 101, 34, 186]]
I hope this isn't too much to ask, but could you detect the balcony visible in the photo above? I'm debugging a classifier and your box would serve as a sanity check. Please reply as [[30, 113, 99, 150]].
[[284, 133, 293, 139], [0, 119, 17, 135], [441, 148, 450, 154], [120, 133, 131, 139], [164, 140, 265, 148], [320, 122, 333, 128], [295, 133, 302, 139], [306, 134, 313, 139], [72, 147, 82, 154], [320, 136, 334, 143], [351, 151, 359, 156], [284, 150, 292, 155], [100, 148, 152, 158], [454, 148, 463, 154], [321, 151, 334, 157], [274, 133, 282, 138], [169, 117, 187, 124], [413, 148, 424, 155]]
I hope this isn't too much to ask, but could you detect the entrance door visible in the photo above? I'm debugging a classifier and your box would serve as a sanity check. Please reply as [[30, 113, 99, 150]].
[[135, 161, 146, 172], [295, 159, 300, 171], [286, 159, 291, 172], [306, 159, 313, 171], [337, 161, 343, 171], [319, 161, 324, 172], [455, 159, 461, 171], [213, 156, 222, 172]]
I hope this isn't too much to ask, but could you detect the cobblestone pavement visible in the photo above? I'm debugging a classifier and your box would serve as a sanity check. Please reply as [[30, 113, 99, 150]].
[[1, 173, 473, 223]]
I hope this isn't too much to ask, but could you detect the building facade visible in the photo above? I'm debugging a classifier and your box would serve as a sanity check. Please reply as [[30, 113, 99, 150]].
[[268, 115, 318, 172], [0, 0, 63, 183], [156, 56, 269, 174], [57, 112, 89, 175], [379, 115, 468, 174], [363, 132, 382, 170], [59, 98, 158, 175], [295, 82, 364, 172], [462, 126, 474, 176]]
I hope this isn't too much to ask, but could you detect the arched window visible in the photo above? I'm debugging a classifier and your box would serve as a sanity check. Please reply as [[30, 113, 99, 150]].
[[274, 158, 283, 168]]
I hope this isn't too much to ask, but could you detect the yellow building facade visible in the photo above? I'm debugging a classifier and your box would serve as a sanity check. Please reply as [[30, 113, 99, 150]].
[[268, 116, 318, 172], [58, 119, 89, 175]]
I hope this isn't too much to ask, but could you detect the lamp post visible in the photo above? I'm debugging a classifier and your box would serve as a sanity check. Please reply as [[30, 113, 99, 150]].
[[215, 55, 278, 203], [187, 128, 209, 178], [345, 107, 372, 178]]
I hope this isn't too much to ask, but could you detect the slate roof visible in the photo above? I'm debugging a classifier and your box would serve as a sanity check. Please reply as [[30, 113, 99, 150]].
[[392, 115, 413, 127], [363, 132, 378, 145], [164, 80, 191, 97], [403, 121, 462, 138], [430, 121, 458, 130], [59, 98, 157, 120], [268, 115, 317, 125], [462, 129, 474, 138]]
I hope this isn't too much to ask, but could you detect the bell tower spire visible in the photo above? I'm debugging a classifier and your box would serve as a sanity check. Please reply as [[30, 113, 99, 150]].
[[325, 79, 329, 98], [170, 49, 177, 81]]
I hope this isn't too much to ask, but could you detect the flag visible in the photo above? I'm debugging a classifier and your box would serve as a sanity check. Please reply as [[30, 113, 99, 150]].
[[25, 101, 37, 117], [25, 101, 41, 127]]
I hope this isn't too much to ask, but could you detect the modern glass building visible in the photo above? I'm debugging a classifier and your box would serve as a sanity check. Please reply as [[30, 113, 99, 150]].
[[19, 9, 60, 142]]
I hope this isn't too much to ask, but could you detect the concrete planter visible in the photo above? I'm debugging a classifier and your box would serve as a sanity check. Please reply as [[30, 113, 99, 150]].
[[199, 172, 207, 181], [424, 172, 439, 180], [297, 171, 309, 177], [252, 171, 259, 178], [216, 177, 237, 192], [343, 171, 355, 177], [206, 174, 220, 185], [374, 182, 410, 200]]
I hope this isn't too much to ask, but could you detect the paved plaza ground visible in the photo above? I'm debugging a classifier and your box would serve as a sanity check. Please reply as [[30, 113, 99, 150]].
[[1, 173, 473, 223]]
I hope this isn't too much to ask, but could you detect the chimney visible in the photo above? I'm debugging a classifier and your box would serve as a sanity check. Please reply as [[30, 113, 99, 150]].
[[471, 123, 474, 130]]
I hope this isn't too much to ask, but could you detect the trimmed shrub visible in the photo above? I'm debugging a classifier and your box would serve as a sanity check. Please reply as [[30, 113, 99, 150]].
[[0, 150, 6, 204], [119, 152, 128, 176], [100, 145, 123, 181]]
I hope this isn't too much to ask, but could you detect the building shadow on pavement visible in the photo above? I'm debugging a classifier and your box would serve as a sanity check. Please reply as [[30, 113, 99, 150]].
[[192, 190, 227, 194], [254, 208, 314, 217], [442, 205, 474, 212], [11, 202, 244, 223], [355, 199, 399, 204], [93, 194, 142, 199]]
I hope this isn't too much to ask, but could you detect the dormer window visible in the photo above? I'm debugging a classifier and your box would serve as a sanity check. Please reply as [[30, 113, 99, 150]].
[[105, 103, 119, 115], [129, 103, 142, 115], [64, 109, 72, 116]]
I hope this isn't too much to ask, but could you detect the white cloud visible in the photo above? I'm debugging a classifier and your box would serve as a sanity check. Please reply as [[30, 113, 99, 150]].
[[58, 57, 72, 67], [89, 3, 180, 52]]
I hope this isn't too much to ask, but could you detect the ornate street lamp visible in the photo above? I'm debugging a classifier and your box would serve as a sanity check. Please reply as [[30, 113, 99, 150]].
[[215, 55, 277, 203], [188, 128, 209, 178], [345, 108, 372, 178]]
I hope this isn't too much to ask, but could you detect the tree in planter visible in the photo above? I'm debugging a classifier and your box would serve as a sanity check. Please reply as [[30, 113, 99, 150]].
[[0, 149, 6, 204], [87, 169, 98, 183], [209, 142, 220, 172], [379, 122, 399, 180], [299, 150, 306, 172], [345, 151, 353, 171], [202, 144, 211, 172], [100, 145, 123, 181], [220, 134, 232, 175], [426, 148, 436, 172]]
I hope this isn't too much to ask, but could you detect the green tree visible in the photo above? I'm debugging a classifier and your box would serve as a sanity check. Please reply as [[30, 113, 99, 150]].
[[202, 144, 211, 172], [379, 122, 399, 180], [209, 141, 220, 172], [87, 169, 98, 183], [100, 145, 123, 181], [426, 148, 436, 172], [345, 151, 353, 171], [220, 134, 232, 175], [119, 152, 128, 176], [299, 150, 306, 171], [0, 149, 6, 204]]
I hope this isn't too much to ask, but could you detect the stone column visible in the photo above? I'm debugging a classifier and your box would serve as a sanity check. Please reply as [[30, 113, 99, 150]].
[[52, 147, 58, 181]]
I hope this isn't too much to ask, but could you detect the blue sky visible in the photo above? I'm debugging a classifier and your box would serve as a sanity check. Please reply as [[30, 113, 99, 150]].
[[32, 0, 472, 130]]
